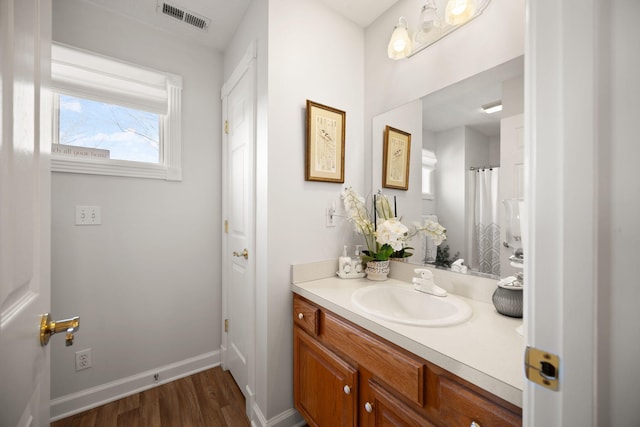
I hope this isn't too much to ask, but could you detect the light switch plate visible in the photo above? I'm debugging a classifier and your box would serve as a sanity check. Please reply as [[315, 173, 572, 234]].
[[75, 206, 101, 225]]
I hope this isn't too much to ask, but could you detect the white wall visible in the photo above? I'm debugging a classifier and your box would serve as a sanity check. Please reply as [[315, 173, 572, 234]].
[[435, 127, 465, 258], [265, 0, 365, 419], [465, 128, 491, 170], [597, 0, 640, 423], [364, 0, 525, 195], [50, 0, 222, 404], [502, 74, 524, 118]]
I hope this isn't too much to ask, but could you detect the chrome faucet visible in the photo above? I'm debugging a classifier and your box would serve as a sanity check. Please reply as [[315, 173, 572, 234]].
[[412, 268, 447, 297]]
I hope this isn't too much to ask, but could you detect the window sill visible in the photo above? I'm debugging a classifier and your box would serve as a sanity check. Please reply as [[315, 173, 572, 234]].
[[51, 156, 181, 181]]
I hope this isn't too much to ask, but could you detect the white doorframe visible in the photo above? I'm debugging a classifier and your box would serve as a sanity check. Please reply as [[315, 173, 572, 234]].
[[525, 0, 598, 424], [220, 40, 257, 422]]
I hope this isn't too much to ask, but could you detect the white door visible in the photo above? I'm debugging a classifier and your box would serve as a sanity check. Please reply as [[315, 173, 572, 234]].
[[0, 0, 52, 426], [221, 43, 256, 418], [499, 114, 524, 278]]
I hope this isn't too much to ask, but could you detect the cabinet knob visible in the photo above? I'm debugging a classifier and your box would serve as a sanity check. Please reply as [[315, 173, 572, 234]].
[[471, 422, 481, 427], [364, 402, 373, 413], [298, 313, 304, 320], [343, 385, 351, 395]]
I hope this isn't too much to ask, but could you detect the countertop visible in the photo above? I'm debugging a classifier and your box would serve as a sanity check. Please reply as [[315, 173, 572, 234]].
[[291, 275, 524, 407]]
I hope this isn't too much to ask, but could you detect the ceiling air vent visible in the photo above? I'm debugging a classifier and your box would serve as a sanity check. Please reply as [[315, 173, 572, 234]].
[[157, 1, 211, 31]]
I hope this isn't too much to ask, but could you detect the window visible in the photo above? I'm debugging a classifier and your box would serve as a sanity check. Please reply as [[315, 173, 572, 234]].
[[56, 95, 160, 163], [422, 149, 437, 200], [51, 43, 182, 180]]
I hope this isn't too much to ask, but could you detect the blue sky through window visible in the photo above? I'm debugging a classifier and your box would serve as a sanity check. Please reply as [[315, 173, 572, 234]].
[[58, 95, 160, 163]]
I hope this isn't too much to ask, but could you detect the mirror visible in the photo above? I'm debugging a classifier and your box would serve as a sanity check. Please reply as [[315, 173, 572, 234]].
[[371, 56, 524, 279]]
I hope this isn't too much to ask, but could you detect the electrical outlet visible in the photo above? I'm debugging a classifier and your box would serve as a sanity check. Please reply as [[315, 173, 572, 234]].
[[75, 206, 101, 225], [75, 348, 92, 371]]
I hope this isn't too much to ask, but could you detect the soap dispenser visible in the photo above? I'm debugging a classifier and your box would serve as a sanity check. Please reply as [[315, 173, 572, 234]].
[[339, 245, 352, 276], [353, 245, 364, 273]]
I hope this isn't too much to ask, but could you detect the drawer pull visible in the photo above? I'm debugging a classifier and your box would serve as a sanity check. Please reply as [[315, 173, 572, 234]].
[[471, 422, 481, 427], [364, 402, 373, 413], [343, 385, 351, 395], [298, 313, 304, 320]]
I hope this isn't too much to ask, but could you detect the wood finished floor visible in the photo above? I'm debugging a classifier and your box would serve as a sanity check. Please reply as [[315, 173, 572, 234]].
[[50, 367, 250, 427]]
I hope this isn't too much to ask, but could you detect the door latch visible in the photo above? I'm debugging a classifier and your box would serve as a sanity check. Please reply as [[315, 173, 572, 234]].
[[524, 346, 559, 391]]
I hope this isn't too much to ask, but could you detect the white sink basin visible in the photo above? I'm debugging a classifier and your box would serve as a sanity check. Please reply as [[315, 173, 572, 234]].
[[351, 284, 472, 327]]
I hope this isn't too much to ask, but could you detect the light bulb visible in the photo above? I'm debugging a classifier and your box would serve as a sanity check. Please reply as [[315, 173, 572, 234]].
[[387, 17, 412, 60], [445, 0, 476, 25], [393, 38, 407, 52]]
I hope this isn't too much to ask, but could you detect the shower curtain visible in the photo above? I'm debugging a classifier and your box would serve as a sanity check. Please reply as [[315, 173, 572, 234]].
[[467, 168, 501, 276]]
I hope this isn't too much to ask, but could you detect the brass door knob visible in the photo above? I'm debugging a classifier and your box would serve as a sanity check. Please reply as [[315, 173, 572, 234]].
[[232, 248, 249, 260], [40, 313, 80, 346]]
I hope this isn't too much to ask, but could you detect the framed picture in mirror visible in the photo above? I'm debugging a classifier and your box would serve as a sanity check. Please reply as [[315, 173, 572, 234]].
[[305, 100, 345, 183], [382, 125, 411, 190]]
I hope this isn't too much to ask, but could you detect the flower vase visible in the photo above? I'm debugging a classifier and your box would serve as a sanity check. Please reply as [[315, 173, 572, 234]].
[[365, 260, 390, 281]]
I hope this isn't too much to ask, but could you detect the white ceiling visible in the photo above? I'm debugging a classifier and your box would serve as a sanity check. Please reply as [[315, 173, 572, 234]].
[[421, 58, 524, 137], [318, 0, 399, 27], [83, 0, 517, 138], [84, 0, 398, 51]]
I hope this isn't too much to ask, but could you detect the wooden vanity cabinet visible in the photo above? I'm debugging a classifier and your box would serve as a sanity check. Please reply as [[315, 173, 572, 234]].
[[294, 327, 358, 426], [293, 294, 522, 427]]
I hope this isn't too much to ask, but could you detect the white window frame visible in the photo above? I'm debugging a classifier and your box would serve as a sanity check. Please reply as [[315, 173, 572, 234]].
[[50, 43, 182, 181]]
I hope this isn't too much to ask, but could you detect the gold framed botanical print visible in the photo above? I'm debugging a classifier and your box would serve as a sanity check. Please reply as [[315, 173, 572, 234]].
[[382, 125, 411, 190], [305, 100, 345, 183]]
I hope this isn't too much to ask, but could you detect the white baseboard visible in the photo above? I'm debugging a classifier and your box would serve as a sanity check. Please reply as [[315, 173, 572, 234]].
[[251, 402, 304, 427], [50, 350, 220, 422]]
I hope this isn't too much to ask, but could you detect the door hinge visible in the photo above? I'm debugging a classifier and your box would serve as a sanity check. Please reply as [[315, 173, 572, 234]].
[[224, 319, 229, 333], [524, 346, 560, 391], [224, 120, 229, 134], [224, 220, 228, 234]]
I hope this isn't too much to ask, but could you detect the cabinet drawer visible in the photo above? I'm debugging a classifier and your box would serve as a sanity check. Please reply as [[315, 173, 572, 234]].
[[293, 296, 319, 336], [322, 311, 425, 406], [439, 377, 521, 427]]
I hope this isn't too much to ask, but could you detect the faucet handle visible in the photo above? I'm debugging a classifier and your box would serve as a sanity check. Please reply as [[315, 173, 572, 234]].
[[414, 268, 433, 280]]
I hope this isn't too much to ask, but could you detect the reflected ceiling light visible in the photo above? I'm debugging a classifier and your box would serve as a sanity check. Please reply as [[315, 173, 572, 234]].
[[481, 101, 503, 114], [387, 17, 412, 59], [445, 0, 476, 25]]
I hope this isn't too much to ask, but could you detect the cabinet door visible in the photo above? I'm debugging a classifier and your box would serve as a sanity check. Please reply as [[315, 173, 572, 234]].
[[439, 377, 521, 427], [294, 327, 358, 427], [365, 381, 436, 427]]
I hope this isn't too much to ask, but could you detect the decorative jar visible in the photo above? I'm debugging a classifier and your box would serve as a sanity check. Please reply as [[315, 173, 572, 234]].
[[492, 285, 523, 318], [365, 260, 390, 281]]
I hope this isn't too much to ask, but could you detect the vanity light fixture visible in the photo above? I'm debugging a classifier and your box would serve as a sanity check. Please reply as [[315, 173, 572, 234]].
[[387, 0, 491, 60], [387, 17, 412, 60], [481, 100, 503, 114]]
